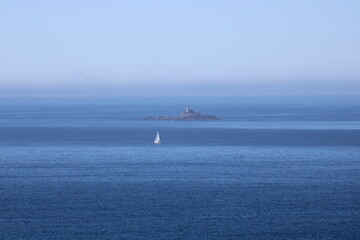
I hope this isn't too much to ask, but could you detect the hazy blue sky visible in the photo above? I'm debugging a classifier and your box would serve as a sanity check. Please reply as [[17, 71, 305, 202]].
[[0, 0, 359, 97]]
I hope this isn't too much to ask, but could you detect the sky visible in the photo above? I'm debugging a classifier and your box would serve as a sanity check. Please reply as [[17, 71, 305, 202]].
[[0, 0, 359, 98]]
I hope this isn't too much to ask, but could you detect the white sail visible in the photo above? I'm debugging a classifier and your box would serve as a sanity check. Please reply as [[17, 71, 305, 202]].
[[154, 131, 161, 144]]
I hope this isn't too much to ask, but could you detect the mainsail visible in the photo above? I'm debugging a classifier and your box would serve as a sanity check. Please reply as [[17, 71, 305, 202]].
[[154, 131, 161, 144]]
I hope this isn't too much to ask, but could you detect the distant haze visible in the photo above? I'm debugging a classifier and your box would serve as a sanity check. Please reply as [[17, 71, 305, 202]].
[[0, 0, 359, 97]]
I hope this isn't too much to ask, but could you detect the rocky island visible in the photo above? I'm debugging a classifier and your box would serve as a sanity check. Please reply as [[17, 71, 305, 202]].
[[145, 106, 220, 121]]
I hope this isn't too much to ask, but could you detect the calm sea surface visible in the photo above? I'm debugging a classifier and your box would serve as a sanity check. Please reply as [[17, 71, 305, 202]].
[[1, 104, 359, 239]]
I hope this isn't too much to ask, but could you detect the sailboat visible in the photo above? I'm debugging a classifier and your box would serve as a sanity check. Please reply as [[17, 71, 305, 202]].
[[154, 131, 161, 144]]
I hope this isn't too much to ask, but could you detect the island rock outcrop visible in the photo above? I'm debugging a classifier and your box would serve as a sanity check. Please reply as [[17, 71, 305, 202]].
[[145, 106, 220, 121]]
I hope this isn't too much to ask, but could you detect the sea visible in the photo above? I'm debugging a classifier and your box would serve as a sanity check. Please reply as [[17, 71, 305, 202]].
[[0, 103, 359, 239]]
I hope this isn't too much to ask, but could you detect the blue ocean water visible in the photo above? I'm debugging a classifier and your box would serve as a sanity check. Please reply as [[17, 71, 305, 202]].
[[0, 104, 359, 239]]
